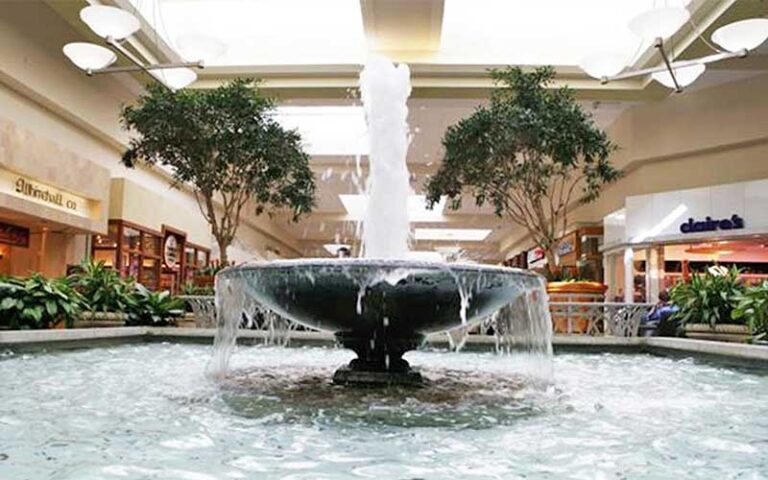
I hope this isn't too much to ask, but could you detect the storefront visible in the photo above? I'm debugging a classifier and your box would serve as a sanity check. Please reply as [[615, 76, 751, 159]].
[[0, 117, 110, 277], [97, 178, 212, 293], [509, 226, 604, 281], [602, 178, 768, 303]]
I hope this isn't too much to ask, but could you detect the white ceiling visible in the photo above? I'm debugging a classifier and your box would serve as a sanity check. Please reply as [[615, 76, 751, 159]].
[[127, 0, 693, 67]]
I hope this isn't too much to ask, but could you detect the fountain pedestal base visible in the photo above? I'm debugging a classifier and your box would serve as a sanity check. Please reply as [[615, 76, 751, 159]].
[[332, 332, 425, 386], [332, 365, 423, 387]]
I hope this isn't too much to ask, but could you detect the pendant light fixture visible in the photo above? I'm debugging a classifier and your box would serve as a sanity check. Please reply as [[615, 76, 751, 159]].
[[63, 5, 205, 90], [580, 5, 768, 93]]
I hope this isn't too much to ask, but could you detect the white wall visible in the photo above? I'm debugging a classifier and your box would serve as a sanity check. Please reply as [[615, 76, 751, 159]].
[[614, 178, 768, 245]]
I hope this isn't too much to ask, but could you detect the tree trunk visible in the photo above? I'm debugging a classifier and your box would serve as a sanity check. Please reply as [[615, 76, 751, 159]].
[[217, 237, 230, 266], [544, 244, 558, 278]]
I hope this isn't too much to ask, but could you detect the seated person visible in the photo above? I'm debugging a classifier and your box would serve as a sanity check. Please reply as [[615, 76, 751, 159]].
[[642, 290, 680, 336]]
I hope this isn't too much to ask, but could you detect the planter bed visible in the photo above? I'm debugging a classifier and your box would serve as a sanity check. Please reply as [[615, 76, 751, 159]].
[[684, 323, 750, 343]]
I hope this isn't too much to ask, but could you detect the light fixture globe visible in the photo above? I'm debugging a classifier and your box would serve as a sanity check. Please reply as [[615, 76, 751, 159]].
[[62, 42, 117, 71], [579, 52, 627, 80], [712, 18, 768, 52], [652, 63, 706, 89], [151, 68, 198, 90], [628, 7, 690, 40], [80, 5, 140, 40], [176, 33, 226, 62]]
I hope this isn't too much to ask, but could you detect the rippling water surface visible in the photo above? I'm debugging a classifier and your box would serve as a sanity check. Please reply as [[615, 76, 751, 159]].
[[1, 343, 767, 479]]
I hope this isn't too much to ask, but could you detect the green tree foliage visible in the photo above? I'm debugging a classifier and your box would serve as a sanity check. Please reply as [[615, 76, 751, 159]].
[[425, 67, 620, 273], [121, 78, 316, 264]]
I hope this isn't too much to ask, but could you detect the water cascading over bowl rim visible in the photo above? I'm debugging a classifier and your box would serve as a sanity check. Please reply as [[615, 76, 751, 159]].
[[216, 259, 547, 385]]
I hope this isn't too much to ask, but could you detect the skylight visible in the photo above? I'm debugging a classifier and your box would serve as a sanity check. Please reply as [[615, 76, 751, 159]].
[[275, 106, 369, 156], [438, 0, 691, 65], [414, 228, 492, 241], [126, 0, 366, 66], [339, 195, 446, 222]]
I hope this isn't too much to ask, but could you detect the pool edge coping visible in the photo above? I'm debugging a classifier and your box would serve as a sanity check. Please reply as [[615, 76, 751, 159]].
[[2, 328, 767, 363]]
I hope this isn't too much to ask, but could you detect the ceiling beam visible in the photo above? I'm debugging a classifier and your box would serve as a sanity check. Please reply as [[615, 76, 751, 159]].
[[360, 0, 444, 53]]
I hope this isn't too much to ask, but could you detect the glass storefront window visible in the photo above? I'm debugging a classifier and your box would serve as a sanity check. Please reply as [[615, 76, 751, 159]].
[[140, 258, 159, 289], [94, 223, 119, 248], [142, 233, 160, 257], [124, 227, 141, 251], [127, 253, 141, 279], [93, 249, 116, 268]]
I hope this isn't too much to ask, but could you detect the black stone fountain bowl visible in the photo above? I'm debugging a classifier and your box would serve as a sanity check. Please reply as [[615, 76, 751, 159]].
[[217, 259, 544, 338]]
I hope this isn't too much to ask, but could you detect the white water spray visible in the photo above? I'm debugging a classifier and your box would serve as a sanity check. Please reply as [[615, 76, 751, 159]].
[[359, 55, 412, 259]]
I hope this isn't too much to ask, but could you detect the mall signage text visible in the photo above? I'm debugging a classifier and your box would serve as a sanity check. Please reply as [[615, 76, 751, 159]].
[[680, 214, 745, 234], [15, 177, 78, 211]]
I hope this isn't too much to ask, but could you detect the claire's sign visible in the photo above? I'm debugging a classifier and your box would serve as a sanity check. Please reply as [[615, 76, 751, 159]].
[[680, 214, 745, 234]]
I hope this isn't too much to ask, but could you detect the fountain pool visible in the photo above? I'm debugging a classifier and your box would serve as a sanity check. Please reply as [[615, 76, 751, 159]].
[[1, 343, 767, 479]]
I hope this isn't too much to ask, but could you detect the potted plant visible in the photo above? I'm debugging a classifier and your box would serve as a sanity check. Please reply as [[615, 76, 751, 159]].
[[546, 267, 608, 333], [68, 259, 133, 327], [121, 78, 316, 265], [669, 266, 749, 343], [425, 66, 619, 329], [732, 280, 768, 345], [0, 274, 82, 329]]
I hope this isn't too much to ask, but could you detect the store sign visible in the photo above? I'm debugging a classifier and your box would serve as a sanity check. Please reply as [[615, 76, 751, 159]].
[[680, 214, 745, 234], [527, 247, 546, 265], [0, 221, 29, 247], [163, 234, 180, 268], [556, 239, 575, 257], [0, 169, 91, 218]]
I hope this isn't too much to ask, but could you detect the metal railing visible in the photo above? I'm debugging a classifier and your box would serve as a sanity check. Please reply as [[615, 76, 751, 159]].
[[177, 296, 653, 338], [550, 302, 654, 337]]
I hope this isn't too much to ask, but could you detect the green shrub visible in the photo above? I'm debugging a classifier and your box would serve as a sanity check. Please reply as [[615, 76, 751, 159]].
[[68, 260, 134, 313], [0, 274, 83, 329], [124, 284, 184, 326], [732, 281, 768, 339], [669, 266, 744, 328]]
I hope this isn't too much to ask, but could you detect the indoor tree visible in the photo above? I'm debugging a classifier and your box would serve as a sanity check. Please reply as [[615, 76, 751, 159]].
[[425, 66, 620, 276], [121, 78, 316, 264]]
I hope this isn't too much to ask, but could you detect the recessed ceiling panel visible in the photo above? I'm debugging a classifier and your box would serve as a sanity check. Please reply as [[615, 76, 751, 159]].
[[439, 0, 690, 65], [127, 0, 366, 65]]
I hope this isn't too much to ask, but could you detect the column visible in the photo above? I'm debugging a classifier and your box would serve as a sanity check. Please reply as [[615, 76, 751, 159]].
[[623, 247, 634, 303]]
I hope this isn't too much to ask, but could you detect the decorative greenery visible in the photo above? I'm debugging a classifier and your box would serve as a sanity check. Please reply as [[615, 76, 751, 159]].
[[181, 282, 215, 296], [124, 284, 185, 327], [121, 78, 316, 264], [68, 259, 134, 313], [669, 266, 744, 328], [0, 274, 82, 329], [732, 281, 768, 340], [425, 66, 620, 275]]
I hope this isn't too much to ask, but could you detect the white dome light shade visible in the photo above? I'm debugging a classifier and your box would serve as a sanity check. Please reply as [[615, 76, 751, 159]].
[[628, 7, 690, 40], [63, 42, 117, 71], [712, 19, 768, 52], [176, 33, 226, 62], [80, 5, 140, 40], [151, 68, 198, 90], [579, 52, 627, 79], [652, 63, 705, 89]]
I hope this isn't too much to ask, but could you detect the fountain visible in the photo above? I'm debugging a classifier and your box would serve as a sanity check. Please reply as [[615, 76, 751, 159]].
[[212, 56, 552, 385]]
